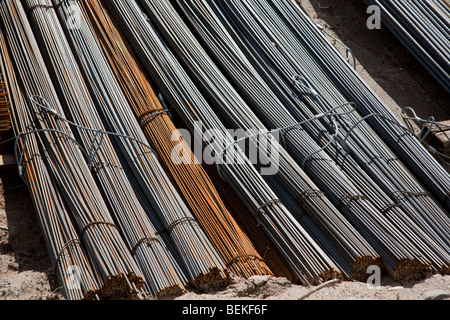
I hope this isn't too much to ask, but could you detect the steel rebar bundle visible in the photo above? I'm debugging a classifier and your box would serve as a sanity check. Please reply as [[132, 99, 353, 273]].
[[79, 0, 273, 280], [22, 0, 188, 298], [190, 0, 450, 278], [104, 0, 392, 285], [364, 0, 450, 93], [136, 0, 384, 281], [0, 0, 145, 298], [225, 0, 450, 271], [51, 0, 229, 291], [281, 0, 450, 212], [0, 25, 102, 300], [134, 0, 441, 281], [273, 0, 450, 244]]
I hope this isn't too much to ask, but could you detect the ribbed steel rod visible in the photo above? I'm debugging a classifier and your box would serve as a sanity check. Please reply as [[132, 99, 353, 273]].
[[52, 0, 229, 291], [79, 0, 273, 280], [22, 0, 188, 298], [0, 0, 144, 298], [168, 0, 446, 281], [0, 25, 101, 300]]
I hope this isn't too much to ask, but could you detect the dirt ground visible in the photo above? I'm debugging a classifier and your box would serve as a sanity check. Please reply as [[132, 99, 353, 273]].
[[0, 0, 449, 300]]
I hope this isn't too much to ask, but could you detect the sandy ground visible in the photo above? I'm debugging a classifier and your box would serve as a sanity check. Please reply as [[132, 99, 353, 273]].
[[175, 274, 450, 300], [0, 0, 449, 301]]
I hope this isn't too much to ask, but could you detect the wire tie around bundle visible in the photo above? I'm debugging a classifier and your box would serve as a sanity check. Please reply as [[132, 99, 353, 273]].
[[390, 190, 413, 201], [54, 239, 82, 275], [166, 216, 198, 234], [253, 198, 282, 218], [80, 221, 118, 237], [414, 191, 432, 198], [297, 189, 325, 204], [338, 194, 368, 209], [131, 236, 161, 255], [30, 95, 160, 165], [380, 203, 400, 216], [138, 108, 172, 128], [225, 254, 264, 268], [14, 129, 86, 179]]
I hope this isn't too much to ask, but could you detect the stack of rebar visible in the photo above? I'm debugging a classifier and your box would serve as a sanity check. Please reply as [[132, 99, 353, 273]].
[[280, 0, 450, 212], [132, 0, 443, 282], [51, 0, 229, 292], [0, 0, 144, 299], [177, 0, 449, 281], [1, 0, 448, 300], [0, 29, 101, 301], [104, 0, 394, 285], [78, 0, 273, 280], [142, 0, 385, 282], [22, 0, 187, 298], [253, 0, 450, 272]]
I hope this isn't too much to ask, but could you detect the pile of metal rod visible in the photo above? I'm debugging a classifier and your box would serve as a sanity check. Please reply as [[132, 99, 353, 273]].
[[141, 0, 384, 282], [179, 0, 449, 279], [254, 0, 450, 272], [0, 0, 144, 298], [185, 1, 448, 278], [51, 0, 229, 292], [135, 1, 381, 282], [79, 0, 273, 280], [1, 0, 448, 299], [133, 0, 440, 282], [363, 0, 450, 93], [105, 0, 391, 285], [22, 0, 188, 298], [0, 26, 101, 301], [280, 0, 450, 212], [271, 0, 449, 258]]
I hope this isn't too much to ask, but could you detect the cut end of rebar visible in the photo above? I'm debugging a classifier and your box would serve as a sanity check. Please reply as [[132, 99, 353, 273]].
[[311, 268, 343, 286], [190, 267, 233, 292], [155, 285, 186, 299], [351, 255, 383, 282], [226, 255, 274, 279], [99, 273, 145, 299], [393, 258, 431, 284]]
